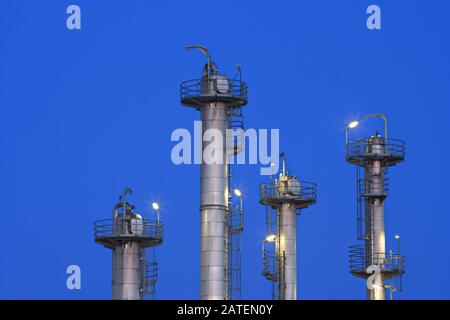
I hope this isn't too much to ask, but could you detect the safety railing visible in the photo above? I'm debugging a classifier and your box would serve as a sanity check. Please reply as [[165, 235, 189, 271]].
[[142, 260, 158, 299], [180, 78, 248, 101], [260, 180, 317, 201], [144, 261, 158, 286], [94, 218, 163, 240], [262, 241, 277, 282], [346, 138, 405, 160], [226, 113, 245, 156], [228, 206, 243, 234], [349, 245, 405, 274]]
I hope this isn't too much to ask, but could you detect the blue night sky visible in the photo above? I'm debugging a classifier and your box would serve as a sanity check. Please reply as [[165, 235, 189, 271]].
[[1, 1, 449, 299]]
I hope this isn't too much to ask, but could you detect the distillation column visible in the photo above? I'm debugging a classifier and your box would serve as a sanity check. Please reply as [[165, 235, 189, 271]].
[[261, 154, 317, 300], [347, 129, 406, 300], [94, 188, 163, 300], [180, 47, 248, 300]]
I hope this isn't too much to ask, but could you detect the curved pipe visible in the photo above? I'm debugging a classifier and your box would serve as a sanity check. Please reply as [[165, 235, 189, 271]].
[[187, 45, 211, 74], [122, 187, 133, 217], [113, 203, 123, 219], [186, 45, 218, 79], [364, 113, 388, 143]]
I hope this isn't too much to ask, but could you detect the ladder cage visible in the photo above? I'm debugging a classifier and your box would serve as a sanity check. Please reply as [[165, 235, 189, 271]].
[[141, 247, 158, 300], [225, 106, 244, 300]]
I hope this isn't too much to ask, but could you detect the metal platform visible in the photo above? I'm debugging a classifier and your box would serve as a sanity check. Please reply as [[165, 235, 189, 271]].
[[349, 245, 405, 279], [180, 78, 248, 109], [259, 180, 317, 209], [94, 218, 163, 248], [346, 138, 405, 167]]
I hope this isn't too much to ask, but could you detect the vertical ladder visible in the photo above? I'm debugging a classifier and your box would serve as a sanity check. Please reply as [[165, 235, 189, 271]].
[[141, 247, 158, 300], [226, 106, 244, 300]]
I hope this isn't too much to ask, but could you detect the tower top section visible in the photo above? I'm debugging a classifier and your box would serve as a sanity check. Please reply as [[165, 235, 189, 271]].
[[94, 188, 163, 249], [346, 131, 405, 167], [345, 114, 406, 167], [180, 45, 248, 109], [259, 153, 317, 209]]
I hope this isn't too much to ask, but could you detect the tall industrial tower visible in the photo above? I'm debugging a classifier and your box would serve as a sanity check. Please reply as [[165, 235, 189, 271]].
[[180, 46, 247, 300], [346, 114, 405, 300], [260, 153, 317, 300], [94, 188, 163, 300]]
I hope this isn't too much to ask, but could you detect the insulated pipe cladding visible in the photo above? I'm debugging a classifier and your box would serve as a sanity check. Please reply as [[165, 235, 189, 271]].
[[180, 46, 248, 300]]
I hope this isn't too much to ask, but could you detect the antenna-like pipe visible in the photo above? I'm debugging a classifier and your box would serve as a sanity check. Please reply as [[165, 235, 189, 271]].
[[364, 113, 388, 142], [113, 203, 122, 219], [187, 45, 212, 79], [280, 153, 286, 177], [122, 187, 133, 214]]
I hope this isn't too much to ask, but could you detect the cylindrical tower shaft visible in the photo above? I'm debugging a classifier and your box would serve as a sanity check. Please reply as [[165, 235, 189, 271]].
[[112, 242, 142, 300], [364, 140, 387, 300], [365, 160, 386, 300], [278, 203, 297, 300], [200, 101, 228, 300]]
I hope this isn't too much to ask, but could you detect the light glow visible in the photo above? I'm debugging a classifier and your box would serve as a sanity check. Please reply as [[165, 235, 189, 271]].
[[266, 234, 276, 242], [151, 202, 160, 211], [348, 120, 359, 129]]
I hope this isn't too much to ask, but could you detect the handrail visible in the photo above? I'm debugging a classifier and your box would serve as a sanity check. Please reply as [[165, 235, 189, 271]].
[[346, 138, 405, 160], [94, 218, 163, 240], [180, 78, 248, 101], [349, 245, 405, 273], [262, 241, 277, 281], [260, 180, 317, 201]]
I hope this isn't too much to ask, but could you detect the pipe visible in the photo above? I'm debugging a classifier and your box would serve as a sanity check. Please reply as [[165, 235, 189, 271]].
[[113, 203, 122, 219], [280, 153, 286, 177]]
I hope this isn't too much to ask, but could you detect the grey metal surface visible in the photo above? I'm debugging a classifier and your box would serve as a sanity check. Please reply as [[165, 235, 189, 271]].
[[278, 203, 297, 300], [199, 101, 228, 300], [365, 137, 386, 300], [112, 242, 141, 300]]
